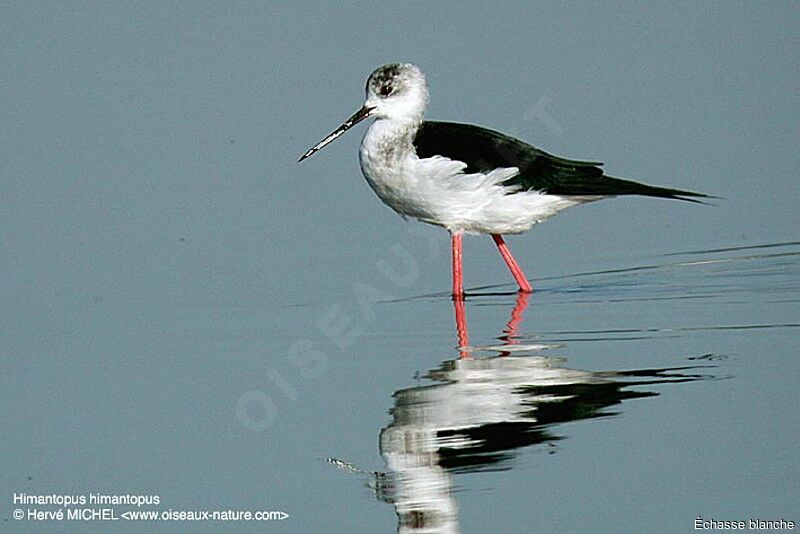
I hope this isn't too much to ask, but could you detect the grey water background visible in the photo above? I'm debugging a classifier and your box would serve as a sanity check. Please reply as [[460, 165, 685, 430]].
[[2, 2, 798, 533]]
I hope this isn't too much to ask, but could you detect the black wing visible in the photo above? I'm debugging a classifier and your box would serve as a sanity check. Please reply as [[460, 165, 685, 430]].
[[413, 121, 709, 202]]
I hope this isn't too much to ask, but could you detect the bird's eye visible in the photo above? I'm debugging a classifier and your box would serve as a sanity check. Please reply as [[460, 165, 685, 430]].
[[380, 84, 393, 97]]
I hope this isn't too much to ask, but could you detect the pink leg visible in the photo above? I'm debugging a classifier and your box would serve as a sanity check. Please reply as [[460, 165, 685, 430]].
[[451, 232, 464, 299], [491, 234, 533, 293]]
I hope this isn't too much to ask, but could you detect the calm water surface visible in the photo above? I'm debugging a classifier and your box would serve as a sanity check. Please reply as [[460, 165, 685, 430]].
[[4, 239, 798, 533]]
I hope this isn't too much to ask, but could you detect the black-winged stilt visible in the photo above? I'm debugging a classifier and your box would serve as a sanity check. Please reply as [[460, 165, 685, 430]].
[[299, 63, 708, 299]]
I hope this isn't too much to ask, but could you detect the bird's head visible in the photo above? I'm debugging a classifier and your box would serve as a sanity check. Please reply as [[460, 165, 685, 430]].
[[299, 63, 428, 162], [364, 63, 429, 121]]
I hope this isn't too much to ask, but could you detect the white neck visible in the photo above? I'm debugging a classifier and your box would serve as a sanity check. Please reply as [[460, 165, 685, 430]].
[[360, 117, 420, 167]]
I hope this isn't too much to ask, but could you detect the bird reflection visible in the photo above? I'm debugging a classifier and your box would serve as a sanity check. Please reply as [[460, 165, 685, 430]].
[[329, 295, 715, 533]]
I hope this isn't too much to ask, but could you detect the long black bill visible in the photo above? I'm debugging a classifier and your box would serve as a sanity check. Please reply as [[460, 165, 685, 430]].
[[298, 105, 374, 162]]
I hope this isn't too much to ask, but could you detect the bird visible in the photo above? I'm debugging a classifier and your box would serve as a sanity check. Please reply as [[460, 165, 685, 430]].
[[299, 63, 708, 299]]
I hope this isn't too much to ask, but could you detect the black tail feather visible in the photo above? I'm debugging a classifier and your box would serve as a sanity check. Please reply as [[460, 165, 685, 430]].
[[549, 175, 715, 204]]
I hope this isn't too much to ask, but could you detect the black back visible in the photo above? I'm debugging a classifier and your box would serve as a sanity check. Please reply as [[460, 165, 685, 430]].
[[413, 121, 708, 201]]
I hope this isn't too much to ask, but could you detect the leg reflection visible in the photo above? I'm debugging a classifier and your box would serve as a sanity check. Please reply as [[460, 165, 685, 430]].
[[453, 291, 532, 358], [453, 297, 469, 359], [499, 291, 531, 355]]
